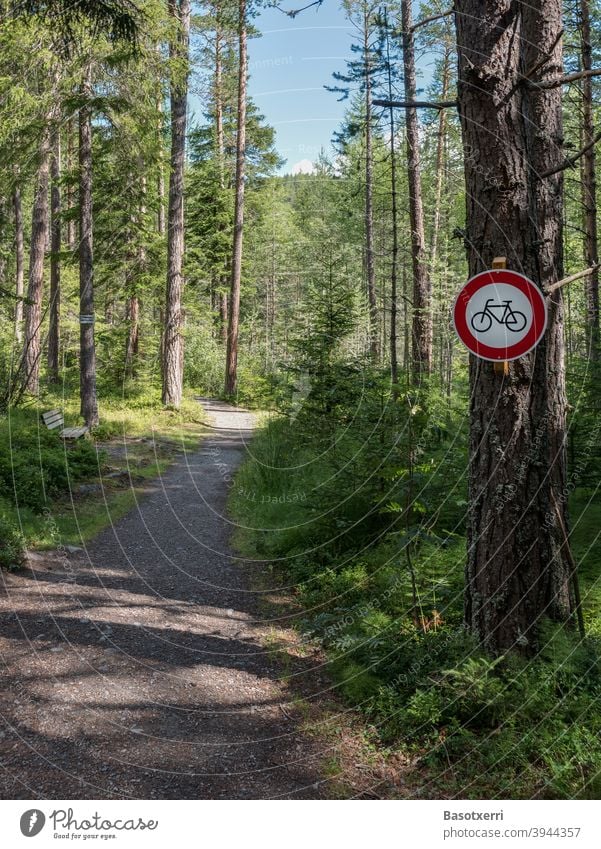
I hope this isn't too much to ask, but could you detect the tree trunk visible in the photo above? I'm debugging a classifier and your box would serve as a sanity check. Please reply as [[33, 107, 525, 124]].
[[224, 0, 247, 397], [79, 65, 99, 427], [125, 294, 140, 374], [385, 12, 398, 385], [66, 117, 77, 250], [13, 180, 24, 343], [214, 26, 229, 344], [162, 0, 191, 408], [22, 132, 51, 395], [579, 0, 599, 359], [364, 8, 378, 360], [430, 45, 451, 273], [456, 0, 573, 653], [401, 0, 431, 382], [48, 128, 61, 383], [157, 95, 166, 237]]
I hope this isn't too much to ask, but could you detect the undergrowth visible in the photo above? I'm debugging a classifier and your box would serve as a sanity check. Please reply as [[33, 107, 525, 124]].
[[231, 365, 601, 799]]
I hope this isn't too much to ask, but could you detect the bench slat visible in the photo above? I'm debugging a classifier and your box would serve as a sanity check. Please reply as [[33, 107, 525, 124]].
[[46, 418, 65, 430], [43, 412, 63, 423], [60, 426, 89, 439], [42, 409, 61, 421]]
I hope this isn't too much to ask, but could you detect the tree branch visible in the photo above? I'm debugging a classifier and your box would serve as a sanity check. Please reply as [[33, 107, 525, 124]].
[[529, 68, 601, 89], [539, 129, 601, 178], [268, 0, 323, 18], [545, 265, 600, 296], [410, 8, 453, 32], [373, 98, 457, 110], [500, 28, 564, 105]]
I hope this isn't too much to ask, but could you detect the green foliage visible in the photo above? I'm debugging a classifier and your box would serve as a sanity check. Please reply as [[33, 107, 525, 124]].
[[0, 409, 101, 512], [0, 512, 25, 570]]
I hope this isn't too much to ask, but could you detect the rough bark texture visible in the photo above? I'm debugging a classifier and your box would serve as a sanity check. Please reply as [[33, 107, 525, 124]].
[[363, 8, 378, 360], [224, 0, 247, 397], [579, 0, 600, 358], [456, 0, 573, 653], [162, 0, 190, 408], [22, 133, 51, 395], [48, 129, 61, 383], [79, 67, 99, 428], [13, 182, 24, 343], [401, 0, 431, 383]]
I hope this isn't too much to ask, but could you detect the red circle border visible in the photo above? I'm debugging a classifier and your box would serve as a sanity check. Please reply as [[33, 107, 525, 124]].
[[452, 270, 547, 361]]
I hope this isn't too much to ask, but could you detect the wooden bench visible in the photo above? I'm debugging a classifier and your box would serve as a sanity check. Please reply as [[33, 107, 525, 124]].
[[41, 410, 89, 440]]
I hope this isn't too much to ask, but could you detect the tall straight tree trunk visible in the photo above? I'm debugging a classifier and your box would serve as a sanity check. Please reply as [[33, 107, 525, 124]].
[[401, 0, 431, 383], [579, 0, 599, 358], [225, 0, 247, 396], [22, 131, 51, 395], [13, 180, 24, 343], [79, 65, 99, 427], [157, 95, 166, 237], [430, 45, 451, 273], [363, 8, 378, 360], [215, 26, 229, 345], [384, 10, 398, 385], [66, 117, 77, 250], [48, 128, 61, 383], [162, 0, 190, 408], [456, 0, 573, 653]]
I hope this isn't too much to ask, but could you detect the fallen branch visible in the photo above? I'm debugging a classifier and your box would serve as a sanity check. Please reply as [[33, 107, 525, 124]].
[[373, 98, 457, 110], [545, 264, 600, 296], [539, 129, 601, 178]]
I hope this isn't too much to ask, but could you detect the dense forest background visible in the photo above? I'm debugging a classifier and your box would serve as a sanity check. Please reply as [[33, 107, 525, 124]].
[[2, 0, 601, 799]]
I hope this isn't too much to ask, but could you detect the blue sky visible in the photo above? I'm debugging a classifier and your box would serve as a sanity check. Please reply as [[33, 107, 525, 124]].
[[246, 1, 355, 173]]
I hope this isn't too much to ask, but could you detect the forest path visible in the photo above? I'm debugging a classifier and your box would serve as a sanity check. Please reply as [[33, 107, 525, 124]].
[[0, 399, 327, 799]]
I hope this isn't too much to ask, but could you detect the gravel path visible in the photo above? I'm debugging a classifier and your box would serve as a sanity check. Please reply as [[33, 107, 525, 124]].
[[0, 399, 326, 799]]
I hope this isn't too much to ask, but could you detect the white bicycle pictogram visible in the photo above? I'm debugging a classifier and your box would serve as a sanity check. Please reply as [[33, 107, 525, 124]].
[[470, 298, 528, 333]]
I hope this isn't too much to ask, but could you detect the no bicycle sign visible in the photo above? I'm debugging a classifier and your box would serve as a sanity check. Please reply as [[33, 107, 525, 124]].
[[452, 268, 547, 361]]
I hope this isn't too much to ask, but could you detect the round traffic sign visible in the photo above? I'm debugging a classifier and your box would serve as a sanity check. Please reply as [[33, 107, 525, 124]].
[[452, 269, 547, 361]]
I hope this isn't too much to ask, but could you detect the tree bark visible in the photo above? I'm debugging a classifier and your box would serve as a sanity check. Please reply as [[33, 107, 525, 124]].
[[224, 0, 247, 397], [401, 0, 431, 383], [66, 117, 77, 250], [430, 45, 451, 273], [215, 26, 229, 345], [48, 128, 61, 383], [363, 7, 378, 360], [456, 0, 573, 653], [22, 131, 51, 395], [13, 180, 24, 343], [125, 294, 140, 374], [384, 11, 398, 385], [162, 0, 191, 408], [157, 94, 166, 237], [579, 0, 599, 359], [79, 65, 99, 427]]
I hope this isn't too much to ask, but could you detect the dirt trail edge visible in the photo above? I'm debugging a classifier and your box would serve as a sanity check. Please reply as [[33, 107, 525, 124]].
[[0, 398, 329, 799]]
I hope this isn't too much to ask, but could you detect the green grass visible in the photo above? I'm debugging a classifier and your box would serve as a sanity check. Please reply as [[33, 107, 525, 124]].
[[0, 385, 208, 550]]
